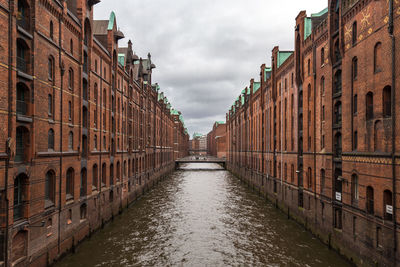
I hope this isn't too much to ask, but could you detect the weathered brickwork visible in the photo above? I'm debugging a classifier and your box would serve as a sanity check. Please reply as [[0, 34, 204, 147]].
[[225, 0, 400, 265], [0, 1, 189, 266]]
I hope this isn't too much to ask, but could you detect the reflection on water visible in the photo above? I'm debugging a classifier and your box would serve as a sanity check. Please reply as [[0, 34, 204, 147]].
[[56, 163, 350, 266]]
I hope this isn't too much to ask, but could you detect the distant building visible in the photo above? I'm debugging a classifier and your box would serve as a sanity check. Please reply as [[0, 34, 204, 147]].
[[190, 133, 207, 155], [207, 121, 226, 158]]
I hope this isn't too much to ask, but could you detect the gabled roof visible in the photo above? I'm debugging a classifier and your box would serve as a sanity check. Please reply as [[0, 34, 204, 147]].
[[264, 67, 272, 82], [253, 82, 260, 93], [93, 20, 109, 35]]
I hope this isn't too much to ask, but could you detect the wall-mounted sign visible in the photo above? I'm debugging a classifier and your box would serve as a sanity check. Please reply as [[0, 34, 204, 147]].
[[335, 192, 342, 201]]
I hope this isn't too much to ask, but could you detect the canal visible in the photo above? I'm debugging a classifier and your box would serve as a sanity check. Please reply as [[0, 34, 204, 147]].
[[56, 163, 350, 266]]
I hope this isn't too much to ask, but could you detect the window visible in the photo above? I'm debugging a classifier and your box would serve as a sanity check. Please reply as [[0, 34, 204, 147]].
[[384, 190, 393, 220], [14, 174, 27, 220], [353, 131, 358, 150], [334, 70, 342, 94], [351, 174, 358, 204], [68, 131, 73, 150], [353, 94, 357, 114], [45, 170, 55, 205], [48, 129, 54, 150], [366, 92, 374, 120], [383, 86, 391, 117], [48, 57, 54, 81], [307, 167, 312, 189], [110, 164, 114, 186], [50, 21, 54, 40], [322, 106, 325, 121], [16, 127, 28, 162], [68, 101, 72, 121], [374, 42, 382, 73], [70, 39, 73, 55], [321, 48, 325, 66], [322, 135, 325, 149], [66, 168, 74, 200], [103, 136, 106, 150], [95, 60, 98, 73], [320, 76, 325, 95], [68, 69, 74, 90], [94, 135, 97, 150], [366, 186, 374, 214], [48, 94, 53, 116], [80, 168, 87, 197], [80, 204, 87, 220], [352, 21, 357, 45], [307, 59, 311, 76], [17, 83, 29, 116], [334, 101, 342, 125], [102, 163, 106, 186], [352, 57, 358, 80], [92, 164, 98, 189]]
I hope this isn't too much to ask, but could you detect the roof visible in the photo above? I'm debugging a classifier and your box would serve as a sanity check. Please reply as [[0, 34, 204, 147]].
[[215, 121, 225, 126], [311, 7, 328, 17], [108, 11, 116, 30], [304, 17, 312, 40], [277, 51, 293, 68], [118, 53, 125, 66], [253, 82, 260, 93], [93, 20, 109, 35]]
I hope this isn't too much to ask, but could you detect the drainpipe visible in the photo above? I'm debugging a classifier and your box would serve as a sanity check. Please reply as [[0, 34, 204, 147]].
[[5, 1, 14, 265], [57, 8, 65, 256], [389, 0, 397, 263]]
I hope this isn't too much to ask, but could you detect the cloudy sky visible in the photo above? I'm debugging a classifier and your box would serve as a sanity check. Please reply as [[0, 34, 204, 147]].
[[95, 0, 327, 137]]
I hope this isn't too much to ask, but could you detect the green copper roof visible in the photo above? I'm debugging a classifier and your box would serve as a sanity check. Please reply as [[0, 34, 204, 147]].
[[241, 95, 245, 105], [215, 121, 225, 126], [118, 53, 125, 66], [277, 51, 293, 68], [264, 67, 272, 82], [253, 82, 261, 93], [193, 132, 202, 138], [304, 17, 312, 40], [171, 109, 179, 115], [166, 103, 171, 109], [311, 7, 328, 17], [108, 11, 116, 30]]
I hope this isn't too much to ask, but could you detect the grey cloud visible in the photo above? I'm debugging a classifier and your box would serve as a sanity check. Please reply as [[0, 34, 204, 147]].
[[95, 0, 327, 136]]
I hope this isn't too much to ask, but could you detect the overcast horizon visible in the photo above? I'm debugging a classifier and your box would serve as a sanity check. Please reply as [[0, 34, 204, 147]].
[[95, 0, 327, 138]]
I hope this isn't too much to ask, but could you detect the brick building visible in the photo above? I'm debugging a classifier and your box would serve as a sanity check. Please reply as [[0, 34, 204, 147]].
[[189, 133, 207, 156], [207, 121, 226, 158], [225, 0, 400, 265], [0, 0, 188, 266]]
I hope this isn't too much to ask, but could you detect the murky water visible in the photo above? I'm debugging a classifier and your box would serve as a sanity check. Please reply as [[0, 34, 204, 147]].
[[56, 163, 350, 266]]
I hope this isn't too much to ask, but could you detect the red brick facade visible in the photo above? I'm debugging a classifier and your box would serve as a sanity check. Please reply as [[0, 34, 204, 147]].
[[207, 122, 226, 158], [226, 0, 400, 265], [0, 0, 189, 266]]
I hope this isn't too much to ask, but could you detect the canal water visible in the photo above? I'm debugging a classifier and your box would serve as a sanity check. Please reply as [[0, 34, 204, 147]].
[[56, 163, 350, 266]]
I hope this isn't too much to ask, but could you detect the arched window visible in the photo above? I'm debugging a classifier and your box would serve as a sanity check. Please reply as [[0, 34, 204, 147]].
[[307, 59, 311, 76], [70, 39, 73, 55], [110, 164, 114, 186], [68, 131, 73, 150], [68, 68, 74, 90], [80, 203, 87, 220], [45, 170, 55, 205], [321, 48, 325, 66], [68, 101, 72, 121], [48, 56, 54, 81], [80, 168, 87, 197], [116, 161, 121, 181], [66, 168, 74, 200], [351, 174, 358, 204], [353, 131, 358, 150], [320, 76, 325, 95], [384, 190, 393, 220], [366, 92, 374, 120], [94, 134, 97, 150], [352, 21, 357, 45], [366, 186, 374, 214], [48, 94, 53, 116], [374, 42, 382, 73], [383, 86, 391, 117], [92, 164, 98, 189], [48, 129, 54, 150], [17, 38, 29, 73], [49, 21, 54, 40], [352, 57, 358, 80], [308, 167, 312, 189]]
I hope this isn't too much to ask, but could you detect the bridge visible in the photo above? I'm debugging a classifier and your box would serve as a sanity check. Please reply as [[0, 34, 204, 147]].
[[175, 156, 226, 170]]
